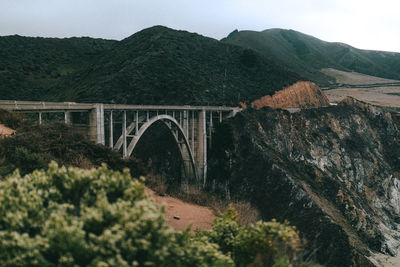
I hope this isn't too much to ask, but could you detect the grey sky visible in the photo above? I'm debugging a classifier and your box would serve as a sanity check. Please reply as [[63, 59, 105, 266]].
[[0, 0, 399, 52]]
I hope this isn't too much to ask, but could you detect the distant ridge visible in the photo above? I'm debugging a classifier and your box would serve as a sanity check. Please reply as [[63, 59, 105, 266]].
[[0, 26, 301, 106], [2, 26, 400, 105], [222, 28, 400, 86]]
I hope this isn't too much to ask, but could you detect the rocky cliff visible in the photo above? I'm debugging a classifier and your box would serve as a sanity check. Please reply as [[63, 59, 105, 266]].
[[208, 97, 400, 266], [251, 81, 330, 109]]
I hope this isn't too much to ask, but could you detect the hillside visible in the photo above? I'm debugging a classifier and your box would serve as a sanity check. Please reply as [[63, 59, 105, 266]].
[[2, 27, 400, 105], [0, 35, 116, 100], [222, 29, 400, 86], [209, 98, 400, 266], [52, 26, 301, 105], [0, 26, 302, 106]]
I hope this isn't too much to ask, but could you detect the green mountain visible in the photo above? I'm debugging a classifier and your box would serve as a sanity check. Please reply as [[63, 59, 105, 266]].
[[222, 29, 400, 86], [53, 26, 301, 105], [0, 26, 301, 106], [0, 35, 116, 100]]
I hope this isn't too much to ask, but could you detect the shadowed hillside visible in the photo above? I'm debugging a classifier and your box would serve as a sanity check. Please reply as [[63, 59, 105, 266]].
[[222, 29, 400, 87], [0, 35, 116, 100], [52, 26, 301, 105], [0, 26, 302, 106]]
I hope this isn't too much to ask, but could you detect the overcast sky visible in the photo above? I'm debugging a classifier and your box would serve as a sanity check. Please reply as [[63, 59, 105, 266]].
[[0, 0, 399, 52]]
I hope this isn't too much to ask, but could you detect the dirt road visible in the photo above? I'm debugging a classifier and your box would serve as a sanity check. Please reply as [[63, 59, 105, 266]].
[[146, 188, 215, 231]]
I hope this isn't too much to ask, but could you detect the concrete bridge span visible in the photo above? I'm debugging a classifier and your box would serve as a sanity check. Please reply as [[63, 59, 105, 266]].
[[0, 100, 241, 185]]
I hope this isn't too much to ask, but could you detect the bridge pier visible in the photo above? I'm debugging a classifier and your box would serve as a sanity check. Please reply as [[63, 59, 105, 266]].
[[64, 111, 71, 124], [195, 110, 207, 185], [88, 104, 105, 145]]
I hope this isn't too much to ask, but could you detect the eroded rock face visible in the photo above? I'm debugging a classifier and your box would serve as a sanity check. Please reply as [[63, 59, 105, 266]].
[[251, 81, 330, 109], [208, 97, 400, 266]]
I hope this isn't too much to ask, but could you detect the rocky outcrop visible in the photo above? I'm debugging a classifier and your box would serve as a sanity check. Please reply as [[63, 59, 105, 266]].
[[208, 97, 400, 266], [0, 124, 15, 138], [251, 81, 330, 109]]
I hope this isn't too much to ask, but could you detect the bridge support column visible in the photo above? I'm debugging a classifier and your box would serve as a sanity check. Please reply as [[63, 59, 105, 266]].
[[64, 111, 71, 124], [89, 104, 105, 145], [122, 111, 127, 157], [39, 112, 42, 125], [109, 111, 113, 149], [196, 109, 207, 185], [183, 110, 189, 137]]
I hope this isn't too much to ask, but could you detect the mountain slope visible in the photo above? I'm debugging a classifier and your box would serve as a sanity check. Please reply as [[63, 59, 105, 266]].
[[209, 98, 400, 266], [51, 26, 301, 105], [222, 29, 400, 86], [0, 35, 116, 100]]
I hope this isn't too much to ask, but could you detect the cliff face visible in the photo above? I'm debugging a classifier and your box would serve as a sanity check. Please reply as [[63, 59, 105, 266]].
[[251, 81, 330, 109], [208, 98, 400, 266]]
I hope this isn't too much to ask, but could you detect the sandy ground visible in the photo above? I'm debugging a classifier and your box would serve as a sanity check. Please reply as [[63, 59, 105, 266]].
[[146, 188, 215, 232], [325, 86, 400, 108], [371, 253, 400, 267]]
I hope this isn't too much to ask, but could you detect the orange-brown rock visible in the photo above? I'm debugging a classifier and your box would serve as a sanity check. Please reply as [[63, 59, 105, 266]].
[[0, 124, 15, 138], [251, 81, 330, 109]]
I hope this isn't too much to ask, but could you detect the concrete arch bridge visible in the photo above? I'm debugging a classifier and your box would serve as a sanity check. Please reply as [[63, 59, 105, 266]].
[[0, 100, 240, 186]]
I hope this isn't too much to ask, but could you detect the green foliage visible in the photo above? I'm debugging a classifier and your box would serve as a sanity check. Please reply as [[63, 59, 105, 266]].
[[0, 163, 321, 266], [0, 26, 301, 106], [0, 35, 115, 101], [201, 206, 241, 254], [199, 206, 316, 267], [8, 147, 47, 176], [0, 163, 233, 266], [0, 122, 147, 179], [0, 109, 25, 129]]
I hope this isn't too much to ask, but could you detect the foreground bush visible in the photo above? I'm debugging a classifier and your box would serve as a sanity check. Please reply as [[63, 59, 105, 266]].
[[0, 163, 319, 266], [0, 163, 232, 266], [200, 207, 316, 267]]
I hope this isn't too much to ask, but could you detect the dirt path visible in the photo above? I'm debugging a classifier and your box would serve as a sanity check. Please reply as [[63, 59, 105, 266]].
[[146, 188, 215, 232]]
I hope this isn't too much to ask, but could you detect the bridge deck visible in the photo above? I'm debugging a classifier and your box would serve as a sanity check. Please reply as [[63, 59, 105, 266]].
[[0, 100, 241, 113]]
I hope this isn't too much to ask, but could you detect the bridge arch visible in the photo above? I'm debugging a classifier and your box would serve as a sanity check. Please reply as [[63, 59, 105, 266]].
[[124, 114, 198, 181], [0, 100, 242, 187]]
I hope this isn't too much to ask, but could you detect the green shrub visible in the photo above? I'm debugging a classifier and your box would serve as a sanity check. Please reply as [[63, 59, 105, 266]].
[[9, 147, 47, 175], [0, 162, 232, 266], [0, 163, 319, 266], [0, 122, 147, 178], [0, 109, 25, 129], [199, 206, 314, 267]]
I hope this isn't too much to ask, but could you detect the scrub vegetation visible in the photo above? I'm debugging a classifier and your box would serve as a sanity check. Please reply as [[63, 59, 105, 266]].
[[0, 163, 319, 266]]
